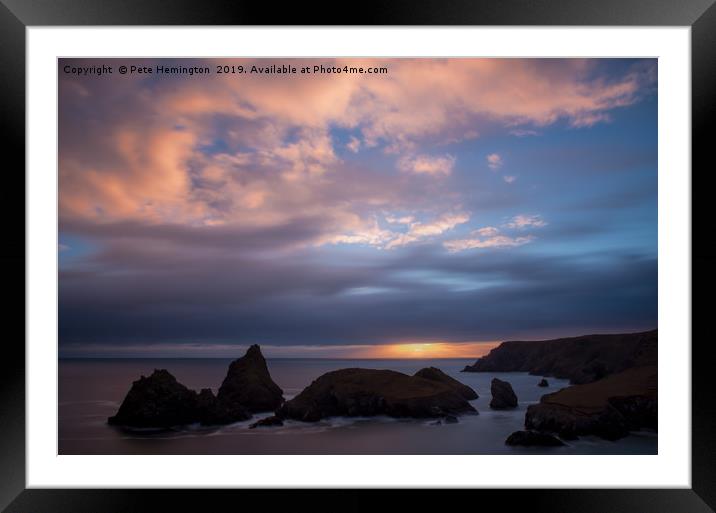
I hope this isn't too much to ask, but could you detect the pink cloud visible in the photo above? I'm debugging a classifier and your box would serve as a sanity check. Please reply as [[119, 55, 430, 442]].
[[346, 136, 361, 153], [385, 215, 415, 225], [385, 212, 470, 249], [59, 58, 651, 255], [476, 226, 500, 237], [487, 153, 503, 170], [505, 215, 547, 229], [444, 234, 535, 253], [397, 154, 456, 176]]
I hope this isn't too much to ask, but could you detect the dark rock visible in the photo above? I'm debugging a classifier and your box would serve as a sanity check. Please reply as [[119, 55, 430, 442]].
[[444, 415, 459, 424], [277, 368, 476, 422], [489, 378, 518, 409], [196, 388, 251, 425], [108, 344, 283, 429], [414, 367, 478, 400], [462, 330, 657, 385], [196, 388, 219, 424], [608, 395, 657, 430], [538, 378, 549, 387], [249, 415, 284, 429], [108, 369, 202, 429], [217, 344, 284, 413], [505, 430, 565, 446], [525, 402, 629, 441], [525, 365, 657, 441]]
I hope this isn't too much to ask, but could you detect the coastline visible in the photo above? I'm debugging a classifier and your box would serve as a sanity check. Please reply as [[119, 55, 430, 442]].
[[59, 356, 656, 455]]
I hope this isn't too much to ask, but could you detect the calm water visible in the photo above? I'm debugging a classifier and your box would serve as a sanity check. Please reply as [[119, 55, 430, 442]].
[[58, 358, 657, 455]]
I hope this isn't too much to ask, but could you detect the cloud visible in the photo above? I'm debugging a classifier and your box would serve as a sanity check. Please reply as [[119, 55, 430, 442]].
[[503, 175, 517, 184], [57, 58, 657, 350], [398, 154, 456, 176], [59, 58, 655, 231], [487, 153, 503, 170], [443, 218, 546, 252], [59, 232, 657, 346], [444, 234, 535, 253], [326, 218, 395, 247], [324, 212, 470, 250], [385, 212, 470, 249], [505, 215, 547, 229], [346, 136, 361, 153], [510, 129, 540, 137], [385, 215, 415, 225], [476, 226, 500, 237], [267, 128, 340, 181]]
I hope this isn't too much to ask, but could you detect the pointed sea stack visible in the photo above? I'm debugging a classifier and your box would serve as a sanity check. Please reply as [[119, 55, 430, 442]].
[[414, 367, 478, 400], [217, 344, 284, 413], [489, 378, 518, 409], [108, 344, 282, 429]]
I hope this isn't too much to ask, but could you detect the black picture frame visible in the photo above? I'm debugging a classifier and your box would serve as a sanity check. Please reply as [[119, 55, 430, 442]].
[[1, 1, 711, 511]]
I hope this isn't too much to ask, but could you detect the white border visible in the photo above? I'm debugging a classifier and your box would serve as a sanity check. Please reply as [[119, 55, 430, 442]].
[[27, 27, 691, 488]]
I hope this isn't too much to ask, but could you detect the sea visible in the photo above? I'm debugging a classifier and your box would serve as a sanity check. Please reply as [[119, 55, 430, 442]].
[[58, 358, 657, 455]]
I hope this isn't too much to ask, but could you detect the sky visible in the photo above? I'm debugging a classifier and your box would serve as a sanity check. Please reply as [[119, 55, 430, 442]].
[[58, 58, 657, 358]]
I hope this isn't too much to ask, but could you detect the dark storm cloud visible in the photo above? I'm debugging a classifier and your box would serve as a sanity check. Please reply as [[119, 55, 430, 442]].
[[59, 230, 657, 346], [61, 216, 335, 253]]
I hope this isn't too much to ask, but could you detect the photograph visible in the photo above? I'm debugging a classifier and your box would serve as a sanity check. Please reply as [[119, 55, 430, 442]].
[[57, 57, 658, 456]]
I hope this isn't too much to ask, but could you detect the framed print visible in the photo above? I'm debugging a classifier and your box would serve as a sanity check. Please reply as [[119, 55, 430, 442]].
[[1, 0, 712, 511]]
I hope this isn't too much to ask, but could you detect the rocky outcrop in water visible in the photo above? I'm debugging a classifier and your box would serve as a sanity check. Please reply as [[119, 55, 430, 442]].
[[414, 367, 478, 400], [505, 430, 565, 446], [538, 378, 549, 387], [525, 365, 657, 441], [276, 368, 477, 422], [489, 378, 518, 409], [249, 415, 284, 429], [108, 345, 282, 429], [196, 387, 251, 425], [462, 330, 656, 384], [107, 369, 210, 429], [217, 344, 284, 413]]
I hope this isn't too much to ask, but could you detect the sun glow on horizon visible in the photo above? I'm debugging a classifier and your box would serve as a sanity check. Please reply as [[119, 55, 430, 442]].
[[59, 341, 501, 359], [365, 342, 500, 359]]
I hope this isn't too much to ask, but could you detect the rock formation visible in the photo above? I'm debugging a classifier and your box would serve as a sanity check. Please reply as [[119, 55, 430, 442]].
[[276, 368, 477, 422], [108, 345, 283, 429], [525, 365, 657, 441], [107, 369, 207, 429], [249, 415, 284, 429], [196, 387, 251, 425], [538, 378, 549, 387], [217, 344, 284, 413], [414, 367, 478, 400], [505, 430, 565, 447], [462, 330, 657, 384], [489, 378, 518, 409]]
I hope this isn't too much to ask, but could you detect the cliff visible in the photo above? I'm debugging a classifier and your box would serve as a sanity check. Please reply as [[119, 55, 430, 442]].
[[462, 329, 656, 384]]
